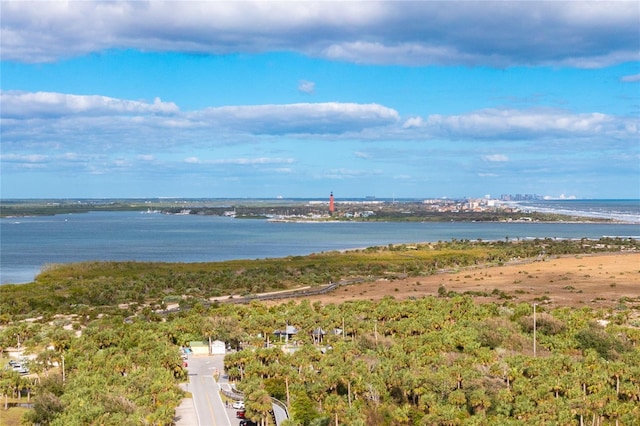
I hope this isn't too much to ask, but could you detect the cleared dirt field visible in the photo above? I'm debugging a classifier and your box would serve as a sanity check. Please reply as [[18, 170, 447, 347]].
[[296, 253, 640, 310]]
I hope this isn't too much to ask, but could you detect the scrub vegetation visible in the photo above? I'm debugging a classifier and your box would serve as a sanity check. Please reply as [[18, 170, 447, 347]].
[[1, 238, 639, 425], [2, 238, 637, 321]]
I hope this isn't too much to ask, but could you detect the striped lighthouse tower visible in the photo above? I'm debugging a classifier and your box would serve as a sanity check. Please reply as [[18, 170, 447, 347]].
[[329, 192, 335, 215]]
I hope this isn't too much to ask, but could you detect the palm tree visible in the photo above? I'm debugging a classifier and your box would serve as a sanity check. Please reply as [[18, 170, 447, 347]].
[[247, 388, 273, 426], [323, 393, 347, 426]]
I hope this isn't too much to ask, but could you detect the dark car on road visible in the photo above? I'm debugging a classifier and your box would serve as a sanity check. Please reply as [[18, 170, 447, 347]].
[[239, 420, 257, 426]]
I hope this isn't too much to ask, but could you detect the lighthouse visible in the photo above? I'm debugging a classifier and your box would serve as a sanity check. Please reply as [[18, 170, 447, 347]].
[[329, 192, 335, 215]]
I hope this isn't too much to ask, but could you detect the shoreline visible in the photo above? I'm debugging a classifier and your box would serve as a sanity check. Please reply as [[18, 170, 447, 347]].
[[507, 200, 640, 224], [267, 217, 638, 225], [3, 235, 639, 286], [3, 208, 638, 284], [2, 198, 639, 223]]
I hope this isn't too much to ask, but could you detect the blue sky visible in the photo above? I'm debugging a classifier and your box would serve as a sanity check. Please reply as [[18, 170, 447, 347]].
[[1, 1, 639, 199]]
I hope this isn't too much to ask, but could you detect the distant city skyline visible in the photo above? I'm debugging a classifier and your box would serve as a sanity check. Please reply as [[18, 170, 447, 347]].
[[1, 1, 639, 199], [0, 193, 605, 202]]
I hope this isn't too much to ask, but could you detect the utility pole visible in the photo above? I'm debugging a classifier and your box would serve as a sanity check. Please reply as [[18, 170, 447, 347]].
[[374, 320, 378, 348], [533, 303, 537, 357]]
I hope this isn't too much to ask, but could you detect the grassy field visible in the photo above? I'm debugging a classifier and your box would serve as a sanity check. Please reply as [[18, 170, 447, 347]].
[[0, 405, 29, 426]]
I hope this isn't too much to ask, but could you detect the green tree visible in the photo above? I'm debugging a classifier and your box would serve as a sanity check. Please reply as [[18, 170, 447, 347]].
[[290, 390, 318, 426], [246, 386, 273, 426]]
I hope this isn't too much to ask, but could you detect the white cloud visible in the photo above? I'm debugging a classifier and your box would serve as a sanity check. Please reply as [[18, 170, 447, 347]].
[[402, 117, 423, 129], [212, 157, 294, 165], [418, 108, 639, 140], [192, 102, 399, 134], [0, 153, 48, 163], [61, 152, 81, 161], [2, 92, 638, 165], [298, 80, 316, 94], [0, 91, 178, 118], [323, 167, 379, 180], [323, 41, 485, 67], [1, 1, 637, 67], [183, 157, 294, 166], [273, 168, 292, 174], [354, 151, 371, 159], [621, 73, 640, 83], [0, 92, 399, 152], [482, 154, 509, 162]]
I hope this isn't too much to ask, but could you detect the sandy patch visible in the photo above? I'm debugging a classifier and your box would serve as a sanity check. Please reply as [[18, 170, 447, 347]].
[[295, 253, 640, 309]]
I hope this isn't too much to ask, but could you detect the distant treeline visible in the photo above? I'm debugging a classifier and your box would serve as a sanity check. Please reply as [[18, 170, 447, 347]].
[[178, 206, 599, 223], [0, 201, 146, 217]]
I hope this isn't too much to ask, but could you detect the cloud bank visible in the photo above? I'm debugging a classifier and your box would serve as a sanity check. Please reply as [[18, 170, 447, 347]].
[[415, 108, 638, 140], [1, 91, 179, 118], [2, 90, 637, 198], [2, 1, 638, 67], [2, 91, 637, 156]]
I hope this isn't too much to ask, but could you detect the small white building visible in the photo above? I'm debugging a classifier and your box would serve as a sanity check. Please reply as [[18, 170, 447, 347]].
[[189, 339, 226, 355], [211, 340, 226, 355]]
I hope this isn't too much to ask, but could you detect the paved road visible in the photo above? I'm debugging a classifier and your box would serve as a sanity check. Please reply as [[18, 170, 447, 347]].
[[175, 353, 287, 426], [272, 401, 288, 425], [182, 354, 233, 426]]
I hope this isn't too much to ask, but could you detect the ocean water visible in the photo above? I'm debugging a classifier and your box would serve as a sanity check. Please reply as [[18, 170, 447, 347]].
[[1, 201, 639, 284], [517, 199, 640, 223]]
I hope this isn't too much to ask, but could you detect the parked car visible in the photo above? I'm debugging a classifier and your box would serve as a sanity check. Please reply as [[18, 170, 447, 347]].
[[232, 400, 245, 409], [239, 420, 257, 426], [236, 409, 245, 418]]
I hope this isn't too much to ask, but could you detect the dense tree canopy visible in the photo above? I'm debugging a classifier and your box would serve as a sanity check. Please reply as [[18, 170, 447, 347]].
[[222, 296, 640, 425]]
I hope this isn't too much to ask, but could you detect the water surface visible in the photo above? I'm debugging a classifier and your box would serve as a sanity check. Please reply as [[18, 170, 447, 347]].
[[2, 210, 638, 284]]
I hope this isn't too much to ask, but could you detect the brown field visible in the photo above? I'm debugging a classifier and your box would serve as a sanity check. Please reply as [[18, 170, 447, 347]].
[[295, 253, 640, 310]]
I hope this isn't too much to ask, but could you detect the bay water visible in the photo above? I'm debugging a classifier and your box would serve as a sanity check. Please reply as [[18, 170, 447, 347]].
[[2, 201, 639, 284]]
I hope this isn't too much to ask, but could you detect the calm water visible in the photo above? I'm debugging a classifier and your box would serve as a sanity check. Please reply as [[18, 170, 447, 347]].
[[2, 202, 639, 284]]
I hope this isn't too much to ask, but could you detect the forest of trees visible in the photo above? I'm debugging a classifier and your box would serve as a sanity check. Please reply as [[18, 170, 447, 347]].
[[223, 297, 640, 425], [1, 238, 639, 425]]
